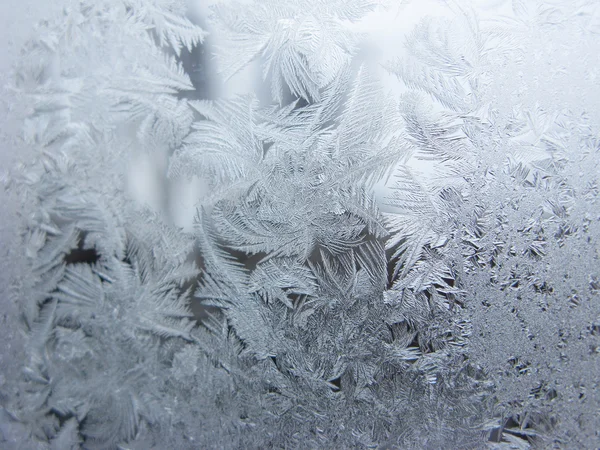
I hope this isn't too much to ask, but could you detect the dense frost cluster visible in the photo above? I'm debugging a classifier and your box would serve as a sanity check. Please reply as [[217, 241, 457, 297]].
[[0, 0, 599, 448]]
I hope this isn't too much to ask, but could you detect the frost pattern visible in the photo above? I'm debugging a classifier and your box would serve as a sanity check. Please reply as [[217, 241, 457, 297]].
[[1, 0, 599, 449], [209, 0, 379, 103]]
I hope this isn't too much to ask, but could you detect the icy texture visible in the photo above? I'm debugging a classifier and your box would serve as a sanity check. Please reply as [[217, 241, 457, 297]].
[[1, 0, 599, 448]]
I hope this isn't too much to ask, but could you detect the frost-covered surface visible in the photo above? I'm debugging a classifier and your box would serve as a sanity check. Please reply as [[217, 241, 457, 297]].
[[1, 0, 599, 448], [0, 1, 78, 447]]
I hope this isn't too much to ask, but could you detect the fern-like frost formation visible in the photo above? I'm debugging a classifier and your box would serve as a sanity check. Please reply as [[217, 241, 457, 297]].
[[1, 0, 599, 448]]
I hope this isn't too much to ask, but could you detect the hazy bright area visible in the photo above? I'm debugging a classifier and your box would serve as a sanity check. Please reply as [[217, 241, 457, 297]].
[[0, 0, 553, 229], [129, 0, 519, 230]]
